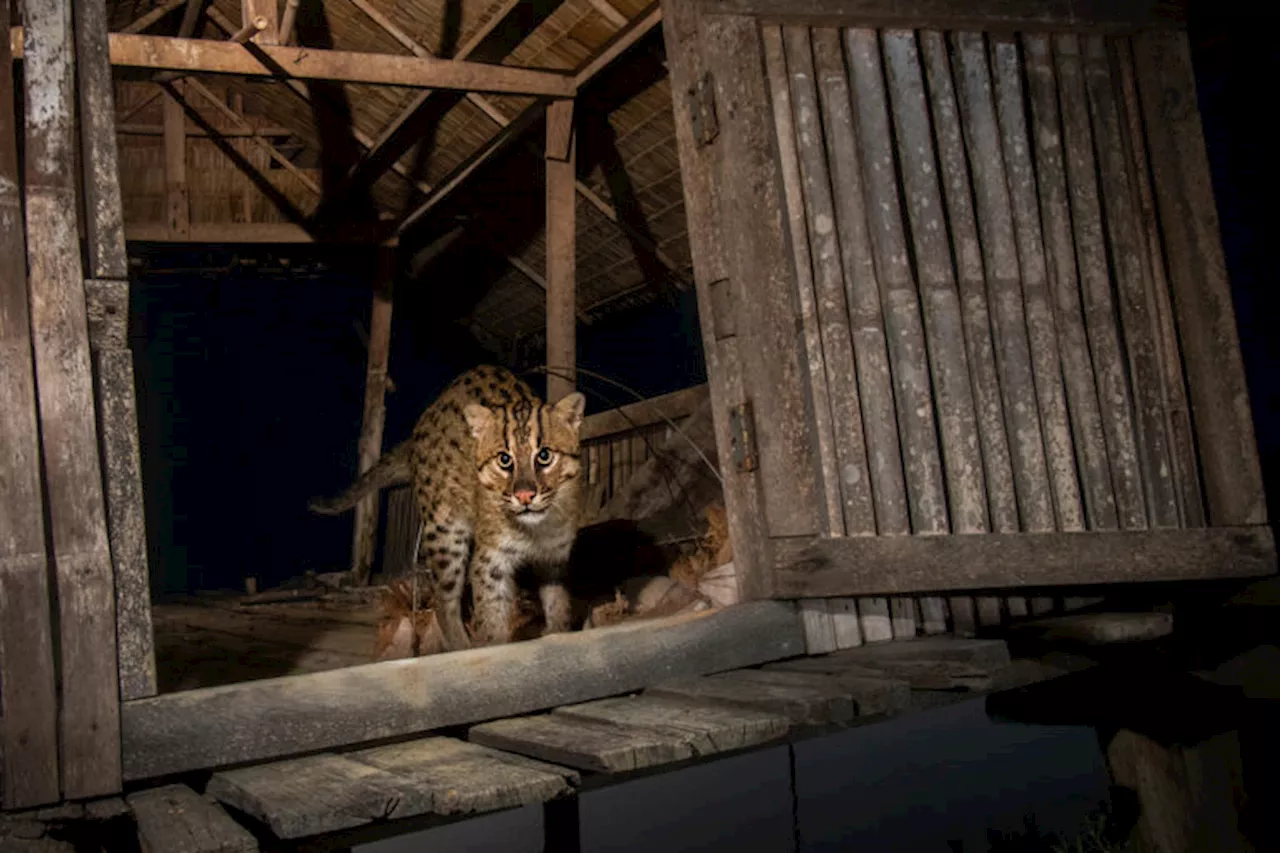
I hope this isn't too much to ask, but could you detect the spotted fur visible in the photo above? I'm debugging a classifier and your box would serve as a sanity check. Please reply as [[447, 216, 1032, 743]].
[[310, 366, 585, 650]]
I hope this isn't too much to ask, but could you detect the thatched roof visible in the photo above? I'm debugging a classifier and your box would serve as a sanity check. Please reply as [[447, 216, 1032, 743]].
[[106, 0, 689, 353]]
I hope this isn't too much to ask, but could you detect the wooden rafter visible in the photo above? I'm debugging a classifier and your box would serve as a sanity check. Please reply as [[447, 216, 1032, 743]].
[[7, 28, 575, 97], [397, 3, 663, 230], [121, 0, 186, 34]]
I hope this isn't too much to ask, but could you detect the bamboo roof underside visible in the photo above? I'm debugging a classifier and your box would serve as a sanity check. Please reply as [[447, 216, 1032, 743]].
[[104, 0, 690, 351]]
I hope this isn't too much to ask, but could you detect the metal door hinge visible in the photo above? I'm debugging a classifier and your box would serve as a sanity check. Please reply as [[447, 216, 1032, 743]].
[[688, 72, 719, 147], [728, 401, 758, 473]]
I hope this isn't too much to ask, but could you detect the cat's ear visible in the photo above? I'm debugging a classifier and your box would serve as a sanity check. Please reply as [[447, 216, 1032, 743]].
[[552, 392, 586, 432], [463, 403, 493, 440]]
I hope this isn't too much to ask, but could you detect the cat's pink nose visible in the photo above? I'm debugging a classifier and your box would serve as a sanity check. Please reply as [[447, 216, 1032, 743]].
[[514, 489, 536, 505]]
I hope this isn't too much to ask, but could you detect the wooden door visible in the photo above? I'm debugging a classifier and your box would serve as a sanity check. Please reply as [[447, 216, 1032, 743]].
[[663, 0, 1275, 635]]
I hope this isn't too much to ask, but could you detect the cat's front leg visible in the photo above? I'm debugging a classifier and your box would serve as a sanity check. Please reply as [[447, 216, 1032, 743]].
[[469, 544, 519, 646], [539, 581, 573, 635]]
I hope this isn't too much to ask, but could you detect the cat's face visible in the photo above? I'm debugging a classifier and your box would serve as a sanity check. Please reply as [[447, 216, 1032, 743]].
[[464, 392, 585, 522]]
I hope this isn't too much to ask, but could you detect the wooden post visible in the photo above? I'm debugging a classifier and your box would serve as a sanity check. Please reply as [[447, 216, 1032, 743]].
[[1133, 30, 1266, 527], [545, 99, 576, 403], [163, 81, 190, 238], [351, 249, 396, 586], [241, 0, 279, 45], [75, 0, 158, 702], [0, 0, 61, 808], [23, 0, 123, 799]]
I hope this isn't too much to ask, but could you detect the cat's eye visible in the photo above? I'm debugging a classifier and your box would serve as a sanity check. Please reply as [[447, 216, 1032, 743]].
[[497, 452, 514, 469], [535, 448, 553, 466]]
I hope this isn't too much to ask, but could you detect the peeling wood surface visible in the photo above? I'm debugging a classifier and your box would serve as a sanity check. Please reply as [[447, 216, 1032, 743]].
[[22, 0, 122, 800], [127, 784, 258, 853], [0, 0, 60, 808], [123, 601, 804, 780]]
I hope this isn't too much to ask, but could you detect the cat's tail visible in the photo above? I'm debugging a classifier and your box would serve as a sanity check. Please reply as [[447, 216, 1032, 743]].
[[308, 440, 413, 515]]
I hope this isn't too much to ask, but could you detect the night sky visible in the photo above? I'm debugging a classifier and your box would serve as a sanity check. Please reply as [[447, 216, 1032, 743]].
[[127, 2, 1275, 597]]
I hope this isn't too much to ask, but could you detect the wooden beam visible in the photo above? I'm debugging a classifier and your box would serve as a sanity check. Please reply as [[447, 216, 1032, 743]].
[[587, 0, 629, 27], [772, 526, 1277, 598], [579, 384, 710, 442], [694, 0, 1185, 31], [0, 0, 60, 808], [125, 221, 397, 244], [23, 0, 122, 800], [280, 0, 300, 45], [351, 251, 395, 586], [76, 0, 160, 703], [185, 77, 320, 196], [162, 82, 191, 238], [242, 0, 279, 45], [546, 99, 576, 404], [396, 4, 662, 231], [119, 600, 804, 781], [121, 0, 186, 34], [7, 27, 576, 96], [117, 122, 295, 136]]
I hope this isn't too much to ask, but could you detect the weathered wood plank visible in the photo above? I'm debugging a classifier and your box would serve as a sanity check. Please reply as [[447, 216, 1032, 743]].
[[1021, 33, 1118, 532], [579, 384, 709, 441], [0, 0, 60, 808], [127, 785, 258, 853], [553, 693, 790, 754], [7, 27, 577, 96], [702, 13, 824, 540], [952, 31, 1055, 533], [662, 0, 774, 599], [696, 0, 1184, 31], [351, 254, 394, 585], [77, 0, 158, 703], [1133, 30, 1266, 527], [991, 35, 1085, 532], [648, 671, 855, 725], [763, 24, 846, 537], [546, 98, 576, 403], [470, 715, 693, 773], [1008, 611, 1173, 645], [1053, 33, 1148, 529], [799, 598, 838, 655], [351, 737, 577, 817], [207, 754, 430, 839], [733, 668, 911, 716], [162, 82, 190, 238], [22, 0, 122, 799], [121, 601, 804, 780], [1082, 34, 1179, 529], [773, 526, 1277, 597], [1113, 37, 1204, 528]]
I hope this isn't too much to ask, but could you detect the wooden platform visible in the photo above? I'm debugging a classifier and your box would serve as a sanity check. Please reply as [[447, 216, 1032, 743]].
[[115, 634, 1086, 848]]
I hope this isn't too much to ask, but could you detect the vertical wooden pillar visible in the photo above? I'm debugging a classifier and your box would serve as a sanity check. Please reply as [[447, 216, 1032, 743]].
[[545, 99, 576, 403], [76, 0, 159, 702], [242, 0, 280, 44], [1133, 31, 1267, 527], [351, 248, 396, 585], [23, 0, 123, 799], [163, 82, 190, 239], [0, 0, 61, 809]]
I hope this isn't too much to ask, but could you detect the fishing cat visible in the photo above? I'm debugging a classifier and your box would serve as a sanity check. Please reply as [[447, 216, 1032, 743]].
[[310, 366, 586, 651]]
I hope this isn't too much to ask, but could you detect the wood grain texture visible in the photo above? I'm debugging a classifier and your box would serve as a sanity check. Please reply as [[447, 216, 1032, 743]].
[[731, 667, 911, 715], [554, 693, 790, 754], [23, 0, 122, 800], [121, 600, 804, 780], [696, 0, 1184, 31], [579, 384, 708, 440], [127, 784, 258, 853], [702, 12, 824, 539], [545, 98, 577, 403], [649, 670, 856, 725], [351, 257, 393, 584], [162, 82, 190, 237], [470, 714, 695, 773], [1132, 30, 1265, 526], [773, 526, 1277, 597], [0, 0, 60, 808]]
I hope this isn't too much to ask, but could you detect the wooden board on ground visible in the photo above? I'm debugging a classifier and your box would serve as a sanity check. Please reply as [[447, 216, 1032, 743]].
[[554, 694, 790, 756], [207, 753, 431, 839], [470, 714, 695, 773], [765, 637, 1012, 691], [123, 601, 804, 780], [350, 737, 577, 817], [647, 671, 855, 725], [127, 784, 257, 853], [729, 668, 911, 716], [1007, 612, 1174, 646]]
